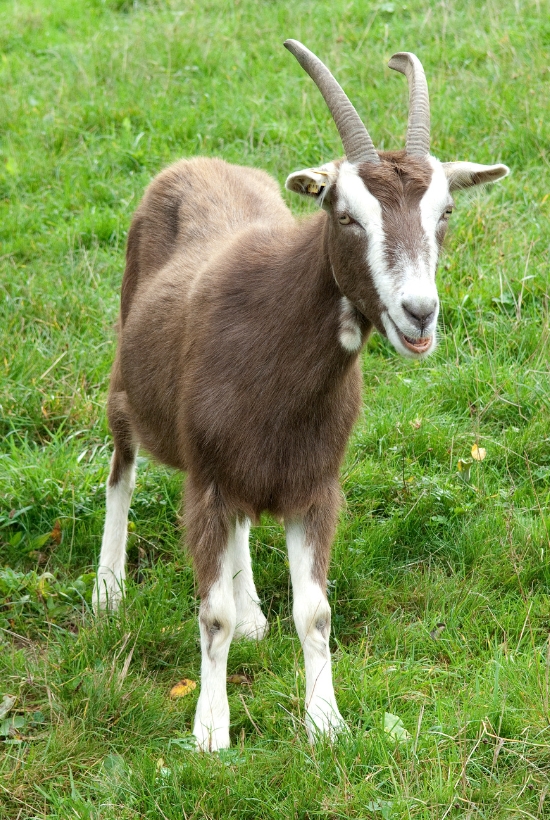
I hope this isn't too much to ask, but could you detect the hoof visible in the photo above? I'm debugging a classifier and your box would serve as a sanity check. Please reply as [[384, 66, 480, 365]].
[[305, 701, 347, 743], [92, 571, 124, 614]]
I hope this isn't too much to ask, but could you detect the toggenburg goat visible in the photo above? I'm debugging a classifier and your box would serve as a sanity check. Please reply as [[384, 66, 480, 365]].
[[93, 40, 509, 750]]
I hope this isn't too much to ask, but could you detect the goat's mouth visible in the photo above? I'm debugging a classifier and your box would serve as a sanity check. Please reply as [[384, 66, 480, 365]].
[[381, 312, 437, 358], [387, 315, 434, 356], [400, 333, 433, 354]]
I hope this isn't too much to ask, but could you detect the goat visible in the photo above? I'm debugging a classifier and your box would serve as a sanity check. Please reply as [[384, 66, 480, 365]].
[[93, 40, 509, 751]]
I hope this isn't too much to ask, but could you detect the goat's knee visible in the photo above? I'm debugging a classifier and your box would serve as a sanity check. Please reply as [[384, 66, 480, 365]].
[[194, 588, 236, 752], [293, 592, 331, 651], [294, 592, 345, 741], [199, 598, 237, 658]]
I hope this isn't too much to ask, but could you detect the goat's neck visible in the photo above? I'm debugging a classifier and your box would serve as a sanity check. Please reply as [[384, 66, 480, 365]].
[[284, 211, 339, 305], [247, 212, 369, 404], [286, 211, 371, 356]]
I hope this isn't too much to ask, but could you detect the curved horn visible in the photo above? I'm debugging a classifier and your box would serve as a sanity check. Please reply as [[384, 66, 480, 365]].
[[388, 52, 430, 157], [284, 39, 380, 165]]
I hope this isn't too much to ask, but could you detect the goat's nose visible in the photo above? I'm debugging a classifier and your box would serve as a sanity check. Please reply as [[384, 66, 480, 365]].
[[401, 297, 438, 330]]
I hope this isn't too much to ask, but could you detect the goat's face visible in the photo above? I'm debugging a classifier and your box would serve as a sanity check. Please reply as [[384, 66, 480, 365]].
[[284, 40, 509, 358], [287, 154, 508, 358]]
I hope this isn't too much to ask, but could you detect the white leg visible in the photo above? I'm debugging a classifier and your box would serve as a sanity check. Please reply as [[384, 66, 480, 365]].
[[93, 451, 136, 612], [285, 519, 346, 742], [232, 517, 268, 640], [193, 536, 237, 752]]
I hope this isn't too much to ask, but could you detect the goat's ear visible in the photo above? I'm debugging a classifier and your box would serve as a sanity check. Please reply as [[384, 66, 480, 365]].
[[442, 161, 510, 192], [285, 167, 337, 206]]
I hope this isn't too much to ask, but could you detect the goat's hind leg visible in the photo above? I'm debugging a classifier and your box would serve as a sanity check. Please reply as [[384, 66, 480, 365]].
[[232, 516, 268, 640], [93, 390, 137, 613]]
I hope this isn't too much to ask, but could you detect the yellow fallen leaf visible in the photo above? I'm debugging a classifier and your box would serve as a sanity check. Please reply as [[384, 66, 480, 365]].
[[471, 443, 486, 461], [0, 695, 16, 720], [169, 679, 197, 699]]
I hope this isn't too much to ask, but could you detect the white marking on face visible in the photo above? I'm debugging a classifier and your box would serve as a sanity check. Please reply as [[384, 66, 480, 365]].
[[420, 157, 452, 274], [336, 159, 450, 358], [337, 161, 387, 290], [338, 295, 362, 353]]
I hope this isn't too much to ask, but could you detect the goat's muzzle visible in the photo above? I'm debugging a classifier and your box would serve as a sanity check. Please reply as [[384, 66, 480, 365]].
[[401, 334, 433, 354]]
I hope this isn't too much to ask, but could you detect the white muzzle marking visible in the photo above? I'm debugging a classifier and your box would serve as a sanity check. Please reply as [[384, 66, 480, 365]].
[[337, 160, 447, 358]]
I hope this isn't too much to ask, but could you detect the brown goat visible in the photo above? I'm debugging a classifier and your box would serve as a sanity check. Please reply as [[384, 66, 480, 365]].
[[93, 41, 508, 750]]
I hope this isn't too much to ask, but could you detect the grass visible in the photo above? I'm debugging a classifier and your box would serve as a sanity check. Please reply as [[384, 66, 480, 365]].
[[1, 0, 549, 816]]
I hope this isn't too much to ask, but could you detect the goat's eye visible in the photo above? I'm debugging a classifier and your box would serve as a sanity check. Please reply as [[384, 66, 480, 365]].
[[338, 213, 352, 225], [441, 206, 454, 220]]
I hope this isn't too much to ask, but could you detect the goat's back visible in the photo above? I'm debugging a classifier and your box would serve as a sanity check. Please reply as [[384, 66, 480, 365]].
[[120, 157, 292, 324]]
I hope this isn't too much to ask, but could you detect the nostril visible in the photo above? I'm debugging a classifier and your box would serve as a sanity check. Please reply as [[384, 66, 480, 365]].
[[401, 299, 437, 329]]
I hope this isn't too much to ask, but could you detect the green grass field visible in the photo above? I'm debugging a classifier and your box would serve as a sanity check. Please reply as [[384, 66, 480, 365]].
[[1, 0, 549, 816]]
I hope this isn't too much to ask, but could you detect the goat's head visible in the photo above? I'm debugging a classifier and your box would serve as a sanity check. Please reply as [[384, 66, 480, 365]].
[[284, 40, 509, 358]]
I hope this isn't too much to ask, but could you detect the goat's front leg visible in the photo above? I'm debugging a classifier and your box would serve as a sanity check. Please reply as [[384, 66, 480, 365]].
[[186, 480, 237, 751], [285, 512, 346, 742], [194, 554, 236, 751], [232, 517, 268, 640], [93, 445, 137, 612]]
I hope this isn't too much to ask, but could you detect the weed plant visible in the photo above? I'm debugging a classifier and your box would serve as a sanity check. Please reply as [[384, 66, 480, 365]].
[[1, 0, 549, 817]]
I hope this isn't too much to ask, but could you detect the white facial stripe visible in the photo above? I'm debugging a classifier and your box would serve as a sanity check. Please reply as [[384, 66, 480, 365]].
[[420, 157, 452, 274], [336, 160, 446, 359], [337, 162, 390, 307]]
